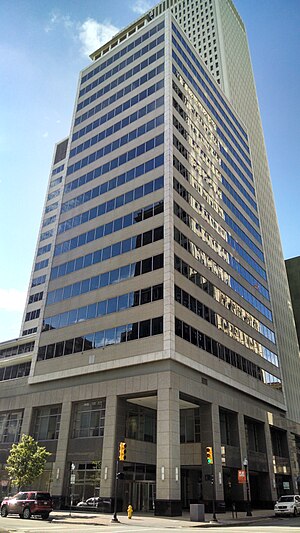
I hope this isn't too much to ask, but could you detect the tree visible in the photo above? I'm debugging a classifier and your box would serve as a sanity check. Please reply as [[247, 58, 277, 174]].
[[6, 434, 51, 490]]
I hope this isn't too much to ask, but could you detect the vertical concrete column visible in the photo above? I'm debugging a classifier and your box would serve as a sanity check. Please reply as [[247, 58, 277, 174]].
[[100, 394, 118, 498], [264, 414, 280, 500], [287, 431, 299, 493], [51, 401, 72, 497], [201, 403, 223, 502], [20, 407, 33, 435], [237, 412, 248, 501], [155, 384, 181, 516], [163, 10, 175, 360]]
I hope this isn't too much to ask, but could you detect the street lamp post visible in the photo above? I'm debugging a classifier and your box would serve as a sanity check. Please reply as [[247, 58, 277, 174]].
[[69, 462, 76, 518], [243, 459, 252, 517]]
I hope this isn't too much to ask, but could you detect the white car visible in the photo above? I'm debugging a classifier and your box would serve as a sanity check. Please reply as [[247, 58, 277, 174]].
[[77, 497, 100, 508], [274, 495, 300, 516]]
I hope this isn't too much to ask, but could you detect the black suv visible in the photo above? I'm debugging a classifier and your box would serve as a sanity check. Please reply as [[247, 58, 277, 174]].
[[0, 491, 53, 519]]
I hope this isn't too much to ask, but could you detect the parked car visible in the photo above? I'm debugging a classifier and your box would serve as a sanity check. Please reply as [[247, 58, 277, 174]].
[[274, 495, 300, 516], [77, 497, 101, 508], [0, 491, 53, 519]]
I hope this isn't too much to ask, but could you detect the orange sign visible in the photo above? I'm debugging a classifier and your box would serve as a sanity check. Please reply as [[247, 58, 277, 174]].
[[238, 469, 246, 483]]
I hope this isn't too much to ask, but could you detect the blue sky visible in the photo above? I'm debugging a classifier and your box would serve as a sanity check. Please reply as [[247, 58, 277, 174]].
[[0, 0, 299, 343]]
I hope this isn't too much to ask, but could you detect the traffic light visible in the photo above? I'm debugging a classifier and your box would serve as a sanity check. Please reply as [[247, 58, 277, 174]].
[[206, 446, 214, 464], [119, 441, 127, 461]]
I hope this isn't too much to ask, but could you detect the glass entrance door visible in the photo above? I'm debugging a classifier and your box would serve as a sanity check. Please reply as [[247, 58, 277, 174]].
[[124, 481, 156, 511]]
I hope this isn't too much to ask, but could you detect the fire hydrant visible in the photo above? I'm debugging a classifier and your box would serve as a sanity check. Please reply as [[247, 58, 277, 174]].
[[127, 504, 133, 519]]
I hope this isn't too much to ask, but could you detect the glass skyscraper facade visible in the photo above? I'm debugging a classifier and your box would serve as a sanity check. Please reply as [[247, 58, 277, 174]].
[[0, 1, 299, 515]]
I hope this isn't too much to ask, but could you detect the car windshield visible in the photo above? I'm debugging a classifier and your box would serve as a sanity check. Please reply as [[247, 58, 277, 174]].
[[14, 493, 28, 500], [279, 496, 294, 502]]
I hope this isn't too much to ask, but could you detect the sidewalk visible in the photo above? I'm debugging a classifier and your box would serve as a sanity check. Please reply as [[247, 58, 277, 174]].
[[50, 508, 275, 528]]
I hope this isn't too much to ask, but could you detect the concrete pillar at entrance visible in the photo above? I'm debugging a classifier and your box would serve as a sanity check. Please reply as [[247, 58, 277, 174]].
[[51, 401, 72, 497], [100, 395, 118, 498], [155, 385, 181, 516], [201, 403, 224, 504], [237, 412, 250, 503], [20, 407, 32, 435], [264, 413, 280, 500]]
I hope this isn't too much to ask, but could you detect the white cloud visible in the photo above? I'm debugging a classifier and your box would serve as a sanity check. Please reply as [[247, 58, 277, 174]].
[[131, 0, 152, 15], [45, 11, 119, 57], [0, 289, 27, 312], [78, 18, 119, 57], [42, 131, 49, 138], [45, 12, 74, 33]]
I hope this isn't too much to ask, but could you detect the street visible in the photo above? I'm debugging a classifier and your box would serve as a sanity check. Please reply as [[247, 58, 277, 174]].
[[1, 515, 300, 533]]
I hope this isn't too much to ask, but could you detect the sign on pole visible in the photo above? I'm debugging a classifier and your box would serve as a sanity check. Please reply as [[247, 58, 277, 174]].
[[238, 469, 246, 484]]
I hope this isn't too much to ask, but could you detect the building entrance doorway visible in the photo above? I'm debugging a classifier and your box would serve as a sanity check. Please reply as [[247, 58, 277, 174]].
[[124, 481, 155, 512]]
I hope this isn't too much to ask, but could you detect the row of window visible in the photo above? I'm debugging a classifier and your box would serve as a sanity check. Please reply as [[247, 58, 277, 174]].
[[220, 144, 252, 182], [73, 79, 164, 141], [174, 226, 273, 321], [173, 122, 260, 244], [173, 154, 257, 240], [76, 62, 164, 120], [175, 285, 278, 365], [0, 412, 22, 443], [217, 126, 251, 168], [50, 176, 62, 189], [172, 78, 253, 198], [0, 341, 35, 359], [172, 26, 249, 143], [172, 60, 250, 166], [67, 117, 164, 176], [45, 201, 59, 214], [37, 243, 51, 257], [174, 254, 276, 345], [43, 283, 163, 331], [81, 21, 165, 84], [51, 164, 64, 176], [50, 226, 164, 281], [25, 309, 40, 322], [34, 259, 49, 272], [173, 91, 252, 185], [79, 34, 164, 98], [172, 94, 257, 218], [71, 98, 164, 160], [63, 155, 163, 215], [31, 274, 46, 288], [173, 177, 266, 279], [174, 202, 269, 301], [22, 327, 37, 336], [0, 362, 31, 382], [222, 178, 258, 225], [64, 134, 164, 194], [37, 316, 163, 361], [47, 253, 163, 305], [175, 318, 281, 388], [173, 136, 263, 259], [58, 176, 163, 236], [43, 215, 56, 227], [40, 228, 54, 242], [47, 188, 60, 202], [28, 291, 43, 304], [54, 199, 163, 257]]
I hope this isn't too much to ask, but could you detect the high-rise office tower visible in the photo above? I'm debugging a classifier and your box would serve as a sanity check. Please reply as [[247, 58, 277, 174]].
[[0, 0, 299, 516]]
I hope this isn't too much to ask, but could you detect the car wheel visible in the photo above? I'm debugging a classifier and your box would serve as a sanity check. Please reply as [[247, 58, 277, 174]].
[[41, 512, 50, 520], [22, 507, 31, 519], [0, 506, 8, 517]]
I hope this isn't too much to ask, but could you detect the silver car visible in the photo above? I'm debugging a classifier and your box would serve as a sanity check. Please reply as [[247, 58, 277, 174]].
[[274, 495, 300, 516]]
